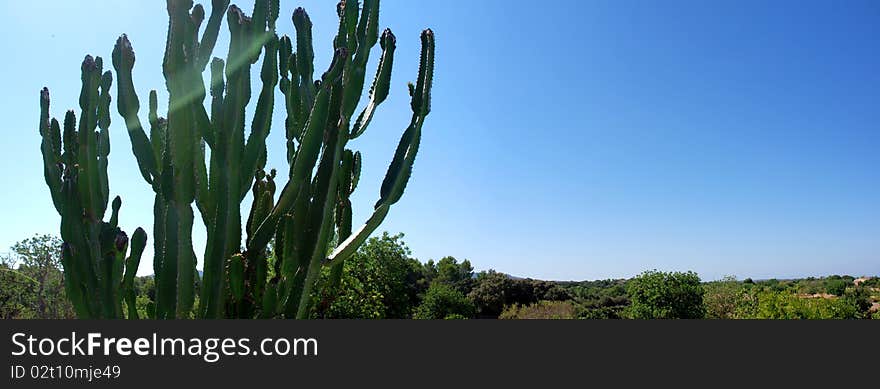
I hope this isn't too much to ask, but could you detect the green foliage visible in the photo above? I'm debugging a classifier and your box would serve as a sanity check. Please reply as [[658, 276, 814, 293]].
[[626, 270, 706, 319], [428, 256, 476, 294], [703, 276, 743, 319], [499, 301, 576, 319], [0, 235, 75, 319], [842, 286, 873, 317], [751, 291, 860, 319], [468, 271, 572, 318], [558, 279, 629, 319], [312, 232, 422, 319], [41, 0, 435, 319], [414, 283, 475, 320], [824, 278, 848, 296]]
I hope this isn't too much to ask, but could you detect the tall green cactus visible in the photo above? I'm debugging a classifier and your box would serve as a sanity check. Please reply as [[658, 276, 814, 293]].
[[39, 56, 146, 319], [44, 0, 433, 319], [246, 0, 435, 319]]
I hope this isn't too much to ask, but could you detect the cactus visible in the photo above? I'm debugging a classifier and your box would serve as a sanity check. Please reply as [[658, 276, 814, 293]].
[[39, 56, 146, 319], [44, 0, 433, 319], [246, 0, 435, 319]]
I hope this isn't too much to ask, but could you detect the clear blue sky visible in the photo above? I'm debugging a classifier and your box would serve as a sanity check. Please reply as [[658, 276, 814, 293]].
[[1, 0, 878, 281]]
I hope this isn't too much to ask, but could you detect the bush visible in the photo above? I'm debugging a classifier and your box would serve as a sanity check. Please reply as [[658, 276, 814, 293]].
[[824, 279, 848, 296], [414, 283, 475, 319], [576, 305, 625, 319], [753, 291, 859, 319], [626, 270, 705, 319], [499, 301, 576, 319], [468, 271, 572, 318], [313, 233, 422, 319], [704, 276, 743, 319]]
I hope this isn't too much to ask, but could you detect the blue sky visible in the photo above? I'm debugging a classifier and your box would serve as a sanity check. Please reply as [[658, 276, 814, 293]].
[[1, 0, 878, 281]]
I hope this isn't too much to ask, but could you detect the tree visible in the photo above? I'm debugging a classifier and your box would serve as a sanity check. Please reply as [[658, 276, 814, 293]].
[[413, 283, 475, 319], [0, 235, 74, 319], [430, 256, 475, 294], [843, 286, 872, 317], [824, 279, 848, 296], [468, 271, 515, 318], [313, 233, 422, 319], [468, 271, 572, 318], [626, 270, 706, 319], [499, 301, 576, 319], [704, 276, 742, 319]]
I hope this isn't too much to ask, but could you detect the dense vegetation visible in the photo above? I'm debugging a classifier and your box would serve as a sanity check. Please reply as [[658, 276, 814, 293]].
[[2, 233, 878, 319]]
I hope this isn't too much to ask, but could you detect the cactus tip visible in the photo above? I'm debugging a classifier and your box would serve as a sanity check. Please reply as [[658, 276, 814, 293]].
[[381, 28, 396, 49], [114, 231, 129, 252], [82, 55, 97, 71], [101, 71, 113, 88], [292, 7, 310, 25], [112, 34, 135, 68], [192, 3, 205, 24]]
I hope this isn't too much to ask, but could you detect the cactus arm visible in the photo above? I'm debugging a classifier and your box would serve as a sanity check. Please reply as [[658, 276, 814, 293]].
[[377, 29, 434, 206], [194, 139, 210, 223], [351, 151, 361, 192], [356, 0, 380, 49], [327, 150, 355, 288], [277, 35, 299, 161], [340, 0, 380, 122], [96, 71, 113, 217], [196, 0, 231, 71], [350, 29, 396, 139], [164, 0, 201, 318], [156, 195, 179, 318], [112, 35, 158, 185], [326, 205, 390, 266], [228, 253, 245, 303], [152, 194, 172, 319], [246, 48, 347, 256], [195, 4, 255, 319], [100, 226, 128, 318], [109, 196, 122, 228], [147, 91, 164, 178], [122, 227, 146, 319], [59, 244, 89, 318], [39, 89, 64, 214], [293, 8, 316, 109], [328, 29, 434, 266], [77, 56, 101, 222], [296, 127, 345, 319], [240, 35, 279, 198]]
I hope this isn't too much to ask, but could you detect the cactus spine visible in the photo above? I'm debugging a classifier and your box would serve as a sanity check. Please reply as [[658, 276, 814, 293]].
[[44, 0, 433, 319], [39, 57, 146, 319]]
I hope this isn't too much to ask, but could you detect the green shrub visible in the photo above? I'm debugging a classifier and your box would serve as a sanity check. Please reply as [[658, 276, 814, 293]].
[[626, 270, 705, 319], [754, 291, 859, 319], [499, 301, 575, 319], [824, 279, 848, 296], [414, 283, 475, 319]]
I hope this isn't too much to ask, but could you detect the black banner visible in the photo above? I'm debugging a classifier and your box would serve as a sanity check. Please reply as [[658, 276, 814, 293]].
[[1, 320, 876, 387]]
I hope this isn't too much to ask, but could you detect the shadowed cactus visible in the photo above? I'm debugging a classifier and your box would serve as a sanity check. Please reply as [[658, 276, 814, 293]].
[[42, 0, 434, 319], [39, 57, 146, 319]]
